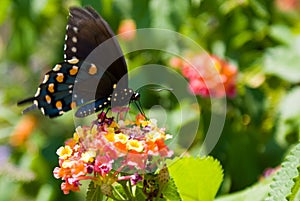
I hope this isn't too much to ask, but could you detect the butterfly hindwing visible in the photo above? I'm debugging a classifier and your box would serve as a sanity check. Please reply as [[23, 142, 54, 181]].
[[18, 59, 119, 118], [75, 97, 111, 118], [75, 88, 137, 118], [18, 60, 80, 117]]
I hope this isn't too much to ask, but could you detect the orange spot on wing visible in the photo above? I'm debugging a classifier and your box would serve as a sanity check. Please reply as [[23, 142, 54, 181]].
[[69, 66, 78, 75], [70, 101, 76, 109], [48, 83, 55, 93], [45, 95, 51, 104], [56, 73, 64, 83], [56, 101, 63, 110]]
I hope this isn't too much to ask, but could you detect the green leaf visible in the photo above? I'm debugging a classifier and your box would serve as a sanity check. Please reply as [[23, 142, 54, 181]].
[[249, 0, 269, 18], [149, 0, 173, 29], [135, 187, 147, 201], [279, 87, 300, 120], [215, 178, 272, 201], [36, 184, 55, 201], [275, 87, 300, 146], [0, 0, 10, 24], [167, 156, 223, 201], [288, 167, 300, 201], [265, 142, 300, 201], [264, 36, 300, 83], [269, 24, 294, 45], [86, 181, 103, 201], [163, 177, 182, 201]]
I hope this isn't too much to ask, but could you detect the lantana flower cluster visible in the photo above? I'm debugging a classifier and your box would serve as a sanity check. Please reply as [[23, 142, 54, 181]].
[[170, 54, 238, 98], [53, 112, 173, 194]]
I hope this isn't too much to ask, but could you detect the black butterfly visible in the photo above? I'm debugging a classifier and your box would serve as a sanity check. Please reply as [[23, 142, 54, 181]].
[[18, 6, 140, 118]]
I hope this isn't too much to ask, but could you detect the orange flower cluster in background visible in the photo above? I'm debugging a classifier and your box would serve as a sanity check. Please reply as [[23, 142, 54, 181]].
[[53, 112, 173, 194], [117, 19, 136, 41], [170, 54, 238, 98], [10, 115, 37, 147]]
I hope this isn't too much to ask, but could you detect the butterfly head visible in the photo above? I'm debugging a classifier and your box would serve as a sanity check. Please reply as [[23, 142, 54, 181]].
[[131, 91, 140, 101]]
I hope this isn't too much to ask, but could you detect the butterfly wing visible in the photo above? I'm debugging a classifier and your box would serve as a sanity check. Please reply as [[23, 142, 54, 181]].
[[66, 6, 130, 109], [65, 6, 128, 83], [18, 7, 129, 118], [18, 59, 81, 117], [64, 7, 112, 60]]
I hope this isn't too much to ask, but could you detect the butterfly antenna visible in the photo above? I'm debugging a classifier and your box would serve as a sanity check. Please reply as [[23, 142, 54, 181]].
[[17, 97, 35, 106], [17, 97, 38, 114], [134, 100, 147, 119], [105, 107, 111, 114]]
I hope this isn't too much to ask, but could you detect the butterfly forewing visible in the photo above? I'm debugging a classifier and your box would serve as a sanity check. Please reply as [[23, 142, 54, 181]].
[[65, 7, 128, 83], [64, 7, 109, 60]]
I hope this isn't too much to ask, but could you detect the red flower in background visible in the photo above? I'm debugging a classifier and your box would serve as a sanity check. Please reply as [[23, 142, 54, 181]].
[[275, 0, 300, 12], [170, 54, 238, 98]]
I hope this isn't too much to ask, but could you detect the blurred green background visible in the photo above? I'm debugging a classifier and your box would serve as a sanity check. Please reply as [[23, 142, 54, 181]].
[[1, 0, 300, 200]]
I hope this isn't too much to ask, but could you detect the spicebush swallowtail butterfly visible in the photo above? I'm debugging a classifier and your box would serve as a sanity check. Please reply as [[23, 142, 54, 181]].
[[18, 6, 141, 118]]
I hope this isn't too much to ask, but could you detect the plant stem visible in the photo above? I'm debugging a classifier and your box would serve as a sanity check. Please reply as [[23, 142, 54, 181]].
[[121, 181, 135, 201]]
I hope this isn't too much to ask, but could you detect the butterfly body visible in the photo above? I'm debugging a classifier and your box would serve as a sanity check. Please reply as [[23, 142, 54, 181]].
[[18, 6, 139, 118], [75, 88, 140, 117]]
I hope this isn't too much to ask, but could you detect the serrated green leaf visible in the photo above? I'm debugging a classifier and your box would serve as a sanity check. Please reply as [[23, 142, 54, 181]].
[[288, 166, 300, 201], [135, 187, 147, 201], [86, 181, 103, 201], [265, 142, 300, 201], [167, 156, 223, 201], [163, 177, 182, 201]]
